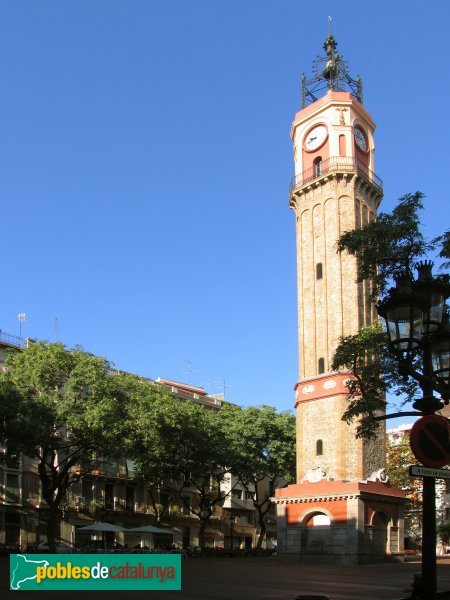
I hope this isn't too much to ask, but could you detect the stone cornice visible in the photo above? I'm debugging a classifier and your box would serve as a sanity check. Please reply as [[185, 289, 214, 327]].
[[272, 494, 358, 504], [274, 479, 407, 504], [272, 491, 407, 505]]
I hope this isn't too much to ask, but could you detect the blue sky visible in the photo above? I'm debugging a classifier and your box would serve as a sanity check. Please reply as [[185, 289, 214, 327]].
[[0, 1, 448, 416]]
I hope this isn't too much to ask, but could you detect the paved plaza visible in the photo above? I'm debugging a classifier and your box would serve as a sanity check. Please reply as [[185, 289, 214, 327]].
[[2, 555, 450, 599]]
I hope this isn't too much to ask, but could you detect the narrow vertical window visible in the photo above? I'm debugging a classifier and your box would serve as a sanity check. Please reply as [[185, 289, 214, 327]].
[[6, 474, 20, 504], [316, 440, 323, 456], [318, 357, 325, 374], [313, 156, 323, 177], [316, 262, 323, 280], [339, 134, 346, 156]]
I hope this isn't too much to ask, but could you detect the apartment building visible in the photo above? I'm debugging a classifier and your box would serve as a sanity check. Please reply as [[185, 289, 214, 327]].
[[0, 331, 275, 550]]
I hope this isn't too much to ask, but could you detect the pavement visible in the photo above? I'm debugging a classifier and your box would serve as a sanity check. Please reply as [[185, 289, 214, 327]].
[[3, 555, 450, 599]]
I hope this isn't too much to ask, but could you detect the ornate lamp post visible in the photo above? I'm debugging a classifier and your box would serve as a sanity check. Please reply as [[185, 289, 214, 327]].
[[377, 261, 450, 600]]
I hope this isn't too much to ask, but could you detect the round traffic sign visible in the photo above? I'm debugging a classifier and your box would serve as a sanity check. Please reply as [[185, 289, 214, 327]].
[[410, 415, 450, 468]]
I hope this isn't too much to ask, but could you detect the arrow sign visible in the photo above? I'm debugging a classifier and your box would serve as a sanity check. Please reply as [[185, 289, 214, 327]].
[[409, 465, 450, 479]]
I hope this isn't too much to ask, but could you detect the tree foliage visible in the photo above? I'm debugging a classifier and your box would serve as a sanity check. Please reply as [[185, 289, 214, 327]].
[[333, 192, 449, 437], [129, 390, 241, 550], [0, 341, 297, 552], [433, 231, 450, 271], [220, 403, 296, 548], [336, 192, 434, 299], [386, 436, 422, 545], [332, 323, 420, 437], [0, 342, 131, 552]]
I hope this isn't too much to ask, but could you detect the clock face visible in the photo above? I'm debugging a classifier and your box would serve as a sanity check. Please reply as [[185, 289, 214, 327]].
[[304, 125, 328, 151], [354, 127, 368, 152]]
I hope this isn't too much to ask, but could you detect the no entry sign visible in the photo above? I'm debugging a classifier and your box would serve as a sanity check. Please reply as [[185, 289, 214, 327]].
[[410, 415, 450, 468]]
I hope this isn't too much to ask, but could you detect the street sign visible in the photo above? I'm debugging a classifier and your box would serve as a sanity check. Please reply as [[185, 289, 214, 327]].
[[409, 465, 450, 479], [410, 415, 450, 468]]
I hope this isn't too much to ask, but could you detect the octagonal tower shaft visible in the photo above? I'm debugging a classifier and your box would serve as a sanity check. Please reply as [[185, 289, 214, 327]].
[[289, 90, 384, 483]]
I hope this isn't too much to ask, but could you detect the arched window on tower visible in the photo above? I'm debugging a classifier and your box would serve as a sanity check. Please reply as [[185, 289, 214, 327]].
[[316, 439, 323, 456], [313, 156, 323, 177], [318, 357, 325, 374]]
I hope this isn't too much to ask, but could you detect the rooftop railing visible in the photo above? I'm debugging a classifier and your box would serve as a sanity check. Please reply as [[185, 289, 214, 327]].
[[289, 156, 383, 195], [0, 330, 28, 349]]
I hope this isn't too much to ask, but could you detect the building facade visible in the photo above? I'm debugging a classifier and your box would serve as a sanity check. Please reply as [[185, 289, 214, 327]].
[[274, 35, 406, 564], [0, 332, 275, 552]]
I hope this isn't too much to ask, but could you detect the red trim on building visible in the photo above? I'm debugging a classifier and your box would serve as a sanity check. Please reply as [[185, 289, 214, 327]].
[[294, 372, 353, 407]]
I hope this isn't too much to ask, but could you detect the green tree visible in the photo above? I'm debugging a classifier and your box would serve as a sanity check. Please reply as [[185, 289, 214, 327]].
[[336, 192, 434, 299], [433, 231, 450, 271], [116, 377, 177, 525], [129, 389, 239, 550], [332, 322, 420, 437], [332, 192, 450, 437], [0, 342, 131, 552], [386, 436, 422, 547], [221, 404, 296, 549]]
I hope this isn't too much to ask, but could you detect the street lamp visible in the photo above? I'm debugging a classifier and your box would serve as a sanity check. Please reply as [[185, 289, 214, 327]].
[[431, 327, 450, 388], [377, 261, 450, 600]]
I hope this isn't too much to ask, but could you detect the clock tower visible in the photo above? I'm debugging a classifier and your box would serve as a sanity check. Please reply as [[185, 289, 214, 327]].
[[274, 34, 406, 564], [291, 40, 383, 484]]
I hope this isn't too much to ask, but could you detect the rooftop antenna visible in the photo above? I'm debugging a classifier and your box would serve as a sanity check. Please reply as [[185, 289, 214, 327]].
[[328, 15, 332, 35], [54, 317, 59, 342], [18, 312, 26, 340], [183, 361, 195, 384], [209, 377, 232, 400]]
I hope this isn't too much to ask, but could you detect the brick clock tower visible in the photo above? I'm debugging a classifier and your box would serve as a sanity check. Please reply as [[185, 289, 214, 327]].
[[274, 35, 406, 564]]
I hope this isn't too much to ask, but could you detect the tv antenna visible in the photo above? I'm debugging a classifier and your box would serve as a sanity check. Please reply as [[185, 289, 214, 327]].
[[183, 361, 196, 384], [208, 377, 233, 399], [18, 313, 26, 340]]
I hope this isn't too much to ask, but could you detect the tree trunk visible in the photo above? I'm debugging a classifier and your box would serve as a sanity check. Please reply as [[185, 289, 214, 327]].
[[46, 505, 59, 553], [256, 511, 266, 550], [198, 518, 207, 551]]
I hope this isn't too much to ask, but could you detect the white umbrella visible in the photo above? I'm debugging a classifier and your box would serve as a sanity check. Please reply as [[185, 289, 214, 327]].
[[77, 523, 126, 532], [125, 525, 173, 550], [127, 525, 172, 534], [77, 523, 127, 552]]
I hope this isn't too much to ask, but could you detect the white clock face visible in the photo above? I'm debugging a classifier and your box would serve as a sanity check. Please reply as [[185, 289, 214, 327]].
[[354, 127, 368, 152], [304, 125, 328, 151]]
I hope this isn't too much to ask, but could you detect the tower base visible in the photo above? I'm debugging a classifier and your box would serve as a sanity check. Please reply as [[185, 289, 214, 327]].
[[273, 479, 406, 565]]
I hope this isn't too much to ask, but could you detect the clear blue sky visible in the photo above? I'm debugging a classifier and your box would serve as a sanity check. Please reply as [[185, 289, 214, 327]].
[[0, 1, 448, 415]]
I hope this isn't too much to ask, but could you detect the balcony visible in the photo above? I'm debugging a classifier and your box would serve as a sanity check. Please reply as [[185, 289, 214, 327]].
[[222, 496, 254, 510], [289, 156, 383, 197]]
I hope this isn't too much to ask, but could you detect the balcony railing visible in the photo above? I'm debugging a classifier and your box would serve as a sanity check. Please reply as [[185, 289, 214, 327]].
[[0, 331, 28, 349], [222, 496, 254, 510], [289, 156, 383, 195]]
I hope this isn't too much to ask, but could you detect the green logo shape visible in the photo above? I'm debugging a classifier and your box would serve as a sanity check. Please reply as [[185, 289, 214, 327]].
[[10, 554, 181, 590]]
